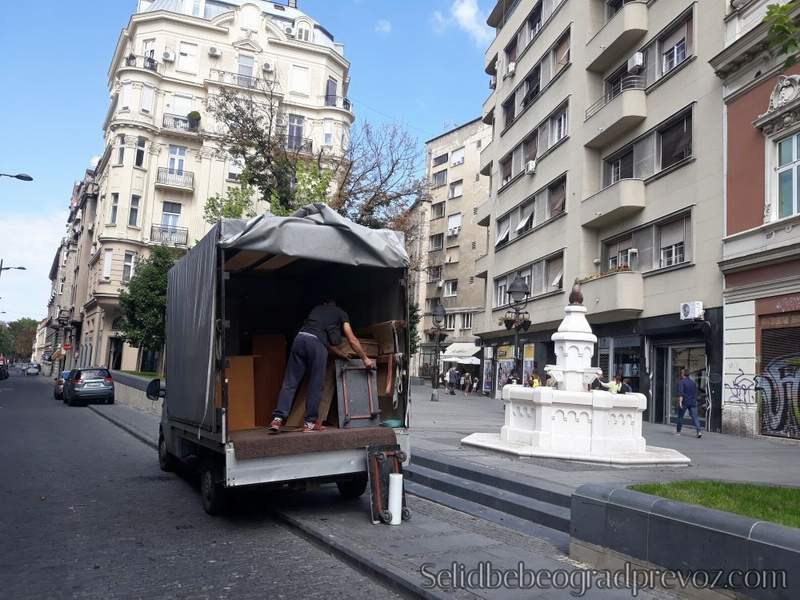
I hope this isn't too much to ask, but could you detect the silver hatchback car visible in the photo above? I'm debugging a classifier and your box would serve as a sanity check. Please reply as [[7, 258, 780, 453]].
[[63, 368, 115, 406]]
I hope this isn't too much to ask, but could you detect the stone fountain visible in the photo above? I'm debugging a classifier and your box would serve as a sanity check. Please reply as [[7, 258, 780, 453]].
[[462, 285, 690, 465]]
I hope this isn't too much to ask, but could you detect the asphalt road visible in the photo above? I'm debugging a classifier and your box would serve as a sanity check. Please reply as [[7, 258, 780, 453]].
[[0, 374, 401, 600]]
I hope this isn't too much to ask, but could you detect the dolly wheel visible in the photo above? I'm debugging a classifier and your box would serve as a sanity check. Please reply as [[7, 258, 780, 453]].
[[401, 507, 411, 521], [380, 510, 392, 524]]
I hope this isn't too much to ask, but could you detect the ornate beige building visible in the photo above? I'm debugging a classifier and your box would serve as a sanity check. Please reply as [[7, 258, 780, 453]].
[[63, 0, 353, 371]]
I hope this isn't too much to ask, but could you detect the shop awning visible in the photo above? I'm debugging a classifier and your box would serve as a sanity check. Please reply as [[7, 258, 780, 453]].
[[441, 342, 481, 362]]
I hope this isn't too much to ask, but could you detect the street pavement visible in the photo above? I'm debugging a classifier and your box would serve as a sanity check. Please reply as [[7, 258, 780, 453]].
[[409, 384, 800, 491], [0, 374, 402, 600]]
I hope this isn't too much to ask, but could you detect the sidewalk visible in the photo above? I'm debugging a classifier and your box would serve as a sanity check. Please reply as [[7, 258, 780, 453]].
[[408, 384, 800, 492], [87, 403, 678, 599]]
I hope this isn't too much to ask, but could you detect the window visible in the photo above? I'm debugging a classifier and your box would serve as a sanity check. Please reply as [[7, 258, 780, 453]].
[[140, 85, 154, 113], [545, 254, 564, 291], [135, 137, 146, 168], [323, 119, 334, 146], [553, 32, 570, 73], [776, 133, 800, 219], [161, 202, 181, 228], [227, 156, 244, 181], [122, 251, 136, 283], [451, 147, 465, 166], [431, 170, 447, 188], [639, 12, 693, 85], [109, 193, 119, 225], [325, 78, 337, 106], [288, 114, 305, 149], [658, 217, 690, 268], [237, 54, 255, 87], [433, 153, 448, 167], [429, 233, 444, 251], [115, 135, 126, 166], [449, 180, 463, 199], [120, 82, 131, 111], [444, 279, 458, 297], [503, 97, 516, 128], [177, 42, 198, 73], [444, 313, 458, 330], [515, 200, 534, 234], [495, 216, 510, 248], [547, 177, 566, 218], [523, 66, 541, 107], [505, 34, 518, 66], [168, 145, 187, 174], [289, 65, 310, 95], [658, 112, 692, 169], [523, 132, 538, 163], [606, 0, 633, 20], [500, 157, 513, 186], [205, 0, 229, 18], [297, 26, 311, 42], [188, 0, 201, 16], [431, 202, 445, 219], [59, 280, 65, 294], [494, 278, 508, 307], [603, 148, 634, 186], [142, 38, 156, 59], [662, 32, 687, 74], [447, 213, 463, 235], [604, 236, 635, 271], [551, 106, 568, 144], [102, 249, 113, 279], [128, 195, 140, 227], [172, 94, 192, 117], [461, 312, 473, 330], [527, 2, 543, 41], [428, 265, 442, 282], [602, 214, 691, 273]]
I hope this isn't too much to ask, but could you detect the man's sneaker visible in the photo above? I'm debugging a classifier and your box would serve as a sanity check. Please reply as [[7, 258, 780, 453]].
[[696, 431, 703, 439], [269, 417, 284, 432], [304, 420, 326, 432], [675, 432, 681, 436]]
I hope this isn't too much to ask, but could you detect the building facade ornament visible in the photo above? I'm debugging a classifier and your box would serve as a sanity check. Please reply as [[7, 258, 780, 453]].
[[754, 76, 800, 136]]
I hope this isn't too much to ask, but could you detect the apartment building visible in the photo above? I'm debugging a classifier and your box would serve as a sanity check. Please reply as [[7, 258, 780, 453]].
[[72, 0, 353, 371], [42, 221, 80, 376], [406, 196, 431, 379], [710, 0, 800, 439], [476, 0, 726, 429], [416, 119, 492, 380]]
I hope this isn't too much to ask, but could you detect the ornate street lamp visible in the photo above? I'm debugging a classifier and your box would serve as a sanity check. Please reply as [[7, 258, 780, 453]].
[[504, 275, 531, 383], [430, 303, 447, 402]]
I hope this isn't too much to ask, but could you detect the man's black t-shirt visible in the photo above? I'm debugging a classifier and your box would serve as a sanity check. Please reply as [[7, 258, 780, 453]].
[[300, 304, 350, 347]]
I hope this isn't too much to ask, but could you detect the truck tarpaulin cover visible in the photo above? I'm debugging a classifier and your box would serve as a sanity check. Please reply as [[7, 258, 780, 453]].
[[165, 205, 409, 427]]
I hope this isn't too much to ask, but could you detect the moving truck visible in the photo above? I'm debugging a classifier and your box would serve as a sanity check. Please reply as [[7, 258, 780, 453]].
[[148, 205, 411, 514]]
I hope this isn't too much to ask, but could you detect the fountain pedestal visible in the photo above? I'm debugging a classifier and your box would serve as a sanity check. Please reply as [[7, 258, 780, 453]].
[[462, 303, 690, 465]]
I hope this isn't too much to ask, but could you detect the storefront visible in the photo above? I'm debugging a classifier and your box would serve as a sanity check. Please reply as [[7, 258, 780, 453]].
[[480, 330, 556, 398]]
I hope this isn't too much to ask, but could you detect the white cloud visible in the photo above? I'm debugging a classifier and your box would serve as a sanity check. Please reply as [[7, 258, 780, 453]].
[[431, 0, 493, 47], [0, 211, 68, 322], [375, 19, 392, 34]]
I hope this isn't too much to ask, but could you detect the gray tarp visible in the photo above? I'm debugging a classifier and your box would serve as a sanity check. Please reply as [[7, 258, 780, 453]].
[[165, 205, 409, 428]]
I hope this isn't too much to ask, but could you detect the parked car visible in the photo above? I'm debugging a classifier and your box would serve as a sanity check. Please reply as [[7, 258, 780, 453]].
[[53, 370, 71, 400], [63, 368, 115, 406], [0, 363, 8, 380], [25, 365, 40, 376]]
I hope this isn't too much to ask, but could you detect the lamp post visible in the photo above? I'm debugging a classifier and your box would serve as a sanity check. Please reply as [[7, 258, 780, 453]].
[[0, 173, 33, 182], [504, 275, 531, 384], [430, 303, 447, 402], [0, 259, 27, 283]]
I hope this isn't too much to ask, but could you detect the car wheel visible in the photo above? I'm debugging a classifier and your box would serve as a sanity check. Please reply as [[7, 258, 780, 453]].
[[200, 464, 227, 516], [336, 473, 368, 500], [158, 431, 177, 472], [107, 396, 115, 405]]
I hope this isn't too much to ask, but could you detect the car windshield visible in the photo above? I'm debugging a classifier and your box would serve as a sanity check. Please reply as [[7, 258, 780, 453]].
[[78, 369, 110, 380]]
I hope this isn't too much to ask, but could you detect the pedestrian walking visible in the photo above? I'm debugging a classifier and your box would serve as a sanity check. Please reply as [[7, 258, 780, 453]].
[[447, 367, 459, 395], [676, 368, 703, 438], [472, 377, 480, 393], [463, 373, 472, 396]]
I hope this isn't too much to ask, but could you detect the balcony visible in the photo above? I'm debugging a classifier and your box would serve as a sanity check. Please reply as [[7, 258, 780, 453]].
[[476, 199, 492, 227], [150, 224, 189, 247], [278, 135, 313, 154], [475, 254, 489, 279], [121, 54, 159, 74], [208, 69, 280, 92], [584, 78, 646, 148], [585, 1, 648, 73], [155, 168, 194, 191], [323, 95, 354, 113], [580, 270, 644, 322], [581, 179, 645, 228], [162, 113, 199, 134]]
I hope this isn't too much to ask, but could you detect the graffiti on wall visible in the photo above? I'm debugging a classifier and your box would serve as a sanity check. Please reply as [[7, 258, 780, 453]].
[[724, 369, 759, 405], [760, 354, 800, 439]]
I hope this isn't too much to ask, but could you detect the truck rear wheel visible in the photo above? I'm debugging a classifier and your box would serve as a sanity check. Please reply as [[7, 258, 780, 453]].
[[201, 464, 227, 515], [336, 473, 368, 500]]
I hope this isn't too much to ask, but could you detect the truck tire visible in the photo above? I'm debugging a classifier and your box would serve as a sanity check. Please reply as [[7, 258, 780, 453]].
[[336, 473, 368, 500], [200, 464, 227, 516], [158, 431, 177, 472]]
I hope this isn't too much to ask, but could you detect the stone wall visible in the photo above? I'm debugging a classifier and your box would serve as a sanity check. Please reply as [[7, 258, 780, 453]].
[[111, 371, 162, 417]]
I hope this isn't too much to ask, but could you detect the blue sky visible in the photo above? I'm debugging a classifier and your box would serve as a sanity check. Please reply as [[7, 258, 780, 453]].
[[0, 0, 493, 323]]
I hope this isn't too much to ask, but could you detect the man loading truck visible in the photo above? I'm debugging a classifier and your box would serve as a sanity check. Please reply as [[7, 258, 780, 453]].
[[270, 300, 375, 432]]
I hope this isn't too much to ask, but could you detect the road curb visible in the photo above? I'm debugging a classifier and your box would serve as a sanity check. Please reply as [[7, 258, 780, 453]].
[[89, 404, 440, 599], [87, 405, 158, 451]]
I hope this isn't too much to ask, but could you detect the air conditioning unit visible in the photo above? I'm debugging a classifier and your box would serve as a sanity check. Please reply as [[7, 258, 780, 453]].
[[262, 62, 274, 73], [506, 61, 517, 77], [525, 160, 537, 175], [208, 47, 222, 58], [627, 51, 645, 74], [285, 26, 295, 38], [680, 301, 704, 321], [162, 50, 175, 62], [437, 280, 444, 288]]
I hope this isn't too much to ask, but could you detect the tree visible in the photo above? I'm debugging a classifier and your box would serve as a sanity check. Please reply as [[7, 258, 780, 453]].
[[0, 324, 14, 356], [765, 1, 800, 66], [408, 303, 421, 356], [203, 183, 258, 224], [118, 247, 177, 359], [7, 318, 37, 358]]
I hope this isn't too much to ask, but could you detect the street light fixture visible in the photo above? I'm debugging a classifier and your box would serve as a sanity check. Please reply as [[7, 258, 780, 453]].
[[430, 303, 447, 402], [0, 259, 26, 283], [504, 275, 531, 384], [0, 173, 33, 182]]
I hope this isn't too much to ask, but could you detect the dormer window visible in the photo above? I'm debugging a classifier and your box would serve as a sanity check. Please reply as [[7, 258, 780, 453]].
[[296, 23, 311, 42]]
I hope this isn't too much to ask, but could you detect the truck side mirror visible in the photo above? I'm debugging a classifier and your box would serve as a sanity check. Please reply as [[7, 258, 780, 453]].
[[146, 378, 163, 401]]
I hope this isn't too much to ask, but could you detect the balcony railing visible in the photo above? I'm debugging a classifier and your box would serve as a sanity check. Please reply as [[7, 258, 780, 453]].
[[323, 95, 353, 111], [162, 113, 199, 133], [209, 69, 279, 91], [123, 54, 159, 73], [150, 224, 189, 247], [586, 75, 645, 119], [278, 135, 313, 154], [156, 167, 194, 190]]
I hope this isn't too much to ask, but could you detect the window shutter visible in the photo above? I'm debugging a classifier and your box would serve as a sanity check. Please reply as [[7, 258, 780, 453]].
[[541, 55, 552, 87], [633, 134, 655, 179], [141, 86, 154, 113], [102, 249, 113, 279], [659, 219, 685, 248], [512, 145, 524, 175], [661, 22, 687, 56], [632, 227, 655, 270], [643, 44, 656, 85], [534, 191, 547, 225], [532, 260, 545, 294], [120, 83, 131, 109]]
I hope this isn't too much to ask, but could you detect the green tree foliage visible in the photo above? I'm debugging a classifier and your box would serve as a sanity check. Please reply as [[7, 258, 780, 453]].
[[7, 318, 38, 358], [0, 323, 15, 356], [269, 160, 333, 217], [408, 303, 421, 356], [203, 183, 257, 224], [766, 1, 800, 66], [118, 247, 176, 353]]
